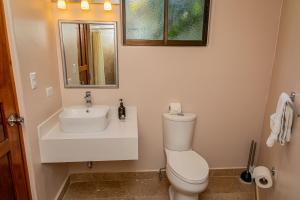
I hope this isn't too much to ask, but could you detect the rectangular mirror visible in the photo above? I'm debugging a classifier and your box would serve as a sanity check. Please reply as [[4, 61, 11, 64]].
[[59, 21, 118, 88]]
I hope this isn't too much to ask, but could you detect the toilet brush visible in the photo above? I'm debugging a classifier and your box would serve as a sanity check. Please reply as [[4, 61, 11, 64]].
[[250, 141, 257, 171], [240, 140, 256, 184]]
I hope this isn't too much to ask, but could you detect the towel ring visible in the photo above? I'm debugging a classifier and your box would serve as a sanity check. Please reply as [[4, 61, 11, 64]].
[[290, 92, 296, 102], [290, 92, 300, 117]]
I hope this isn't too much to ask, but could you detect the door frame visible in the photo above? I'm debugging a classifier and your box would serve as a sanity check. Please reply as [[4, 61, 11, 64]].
[[1, 0, 32, 199]]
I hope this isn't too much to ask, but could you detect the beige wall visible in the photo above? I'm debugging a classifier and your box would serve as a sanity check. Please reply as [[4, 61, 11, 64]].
[[5, 0, 69, 199], [258, 1, 300, 200], [53, 0, 283, 173]]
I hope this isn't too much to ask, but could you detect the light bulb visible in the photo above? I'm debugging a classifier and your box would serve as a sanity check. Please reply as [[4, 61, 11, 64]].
[[81, 0, 90, 10], [104, 0, 112, 11], [57, 0, 67, 10]]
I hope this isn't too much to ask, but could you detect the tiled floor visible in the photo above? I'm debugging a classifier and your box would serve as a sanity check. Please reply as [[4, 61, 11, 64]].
[[62, 170, 256, 200]]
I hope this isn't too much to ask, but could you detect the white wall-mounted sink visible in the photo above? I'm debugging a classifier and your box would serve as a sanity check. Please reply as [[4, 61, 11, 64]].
[[38, 106, 138, 163], [59, 105, 110, 133]]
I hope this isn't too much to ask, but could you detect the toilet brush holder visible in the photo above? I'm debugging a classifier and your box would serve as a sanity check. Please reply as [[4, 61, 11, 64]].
[[240, 140, 257, 184], [240, 170, 252, 184]]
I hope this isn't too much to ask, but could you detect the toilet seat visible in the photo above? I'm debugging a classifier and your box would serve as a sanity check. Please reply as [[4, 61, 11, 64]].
[[166, 150, 209, 184]]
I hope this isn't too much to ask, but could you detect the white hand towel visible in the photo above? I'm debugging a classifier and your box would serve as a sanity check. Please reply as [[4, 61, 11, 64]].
[[285, 104, 294, 142], [279, 103, 293, 145], [266, 93, 292, 147]]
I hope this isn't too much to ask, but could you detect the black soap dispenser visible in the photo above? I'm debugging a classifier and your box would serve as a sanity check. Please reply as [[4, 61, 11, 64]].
[[118, 99, 126, 120]]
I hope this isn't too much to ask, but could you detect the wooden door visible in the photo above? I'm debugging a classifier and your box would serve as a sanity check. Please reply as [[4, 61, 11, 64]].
[[0, 1, 31, 199], [78, 24, 90, 85]]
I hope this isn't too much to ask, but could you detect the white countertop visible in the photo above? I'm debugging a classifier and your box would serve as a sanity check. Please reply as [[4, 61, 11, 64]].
[[38, 106, 139, 163]]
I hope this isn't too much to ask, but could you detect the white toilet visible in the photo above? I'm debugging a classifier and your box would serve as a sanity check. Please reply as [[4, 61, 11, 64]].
[[163, 113, 209, 200]]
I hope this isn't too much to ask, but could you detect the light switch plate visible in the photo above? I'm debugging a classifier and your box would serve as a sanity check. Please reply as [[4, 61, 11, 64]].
[[46, 87, 54, 97], [29, 72, 37, 90]]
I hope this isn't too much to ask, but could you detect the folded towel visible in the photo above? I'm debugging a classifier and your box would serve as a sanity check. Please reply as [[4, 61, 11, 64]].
[[279, 103, 293, 145], [266, 93, 293, 147]]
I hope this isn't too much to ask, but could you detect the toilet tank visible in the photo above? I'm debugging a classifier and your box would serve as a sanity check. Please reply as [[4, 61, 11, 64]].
[[163, 113, 197, 151]]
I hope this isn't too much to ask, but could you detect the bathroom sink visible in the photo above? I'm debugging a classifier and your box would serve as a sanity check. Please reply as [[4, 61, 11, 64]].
[[59, 105, 110, 133], [39, 107, 138, 163]]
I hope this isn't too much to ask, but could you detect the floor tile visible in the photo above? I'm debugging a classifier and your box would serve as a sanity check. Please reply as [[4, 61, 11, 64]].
[[62, 172, 255, 200]]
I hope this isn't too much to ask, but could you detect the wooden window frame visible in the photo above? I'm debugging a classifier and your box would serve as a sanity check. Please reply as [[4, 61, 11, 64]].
[[122, 0, 211, 46]]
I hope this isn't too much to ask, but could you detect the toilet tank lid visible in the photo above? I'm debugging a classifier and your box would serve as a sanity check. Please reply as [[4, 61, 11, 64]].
[[163, 113, 197, 122]]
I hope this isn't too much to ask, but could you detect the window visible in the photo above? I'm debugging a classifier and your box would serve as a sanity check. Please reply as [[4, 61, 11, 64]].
[[122, 0, 210, 46]]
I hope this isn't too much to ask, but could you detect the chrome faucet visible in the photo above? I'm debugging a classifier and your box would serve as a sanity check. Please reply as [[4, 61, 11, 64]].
[[84, 91, 92, 107]]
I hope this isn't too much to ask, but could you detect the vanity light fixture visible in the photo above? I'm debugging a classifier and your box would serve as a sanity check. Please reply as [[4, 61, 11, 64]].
[[104, 0, 112, 11], [57, 0, 67, 9], [53, 0, 119, 11], [81, 0, 90, 10]]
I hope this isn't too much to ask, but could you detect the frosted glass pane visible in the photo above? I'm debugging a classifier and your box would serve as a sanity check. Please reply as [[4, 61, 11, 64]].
[[168, 0, 205, 41], [125, 0, 164, 40]]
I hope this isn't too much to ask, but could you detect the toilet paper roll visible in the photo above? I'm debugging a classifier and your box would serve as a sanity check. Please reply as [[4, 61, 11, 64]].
[[253, 166, 273, 189], [169, 103, 182, 114]]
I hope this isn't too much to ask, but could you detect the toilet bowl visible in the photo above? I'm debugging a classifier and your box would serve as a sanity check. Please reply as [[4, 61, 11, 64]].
[[165, 149, 209, 200], [163, 113, 209, 200]]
